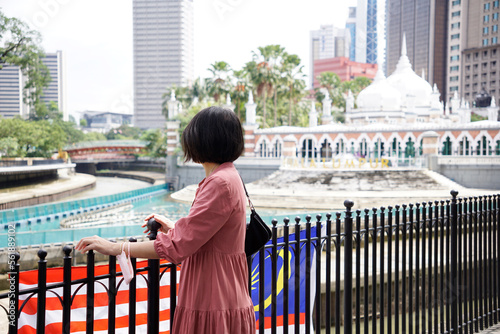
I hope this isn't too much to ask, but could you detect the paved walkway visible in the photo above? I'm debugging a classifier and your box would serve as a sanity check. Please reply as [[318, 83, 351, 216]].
[[0, 170, 166, 210], [172, 182, 499, 211], [0, 172, 96, 209], [96, 170, 166, 185]]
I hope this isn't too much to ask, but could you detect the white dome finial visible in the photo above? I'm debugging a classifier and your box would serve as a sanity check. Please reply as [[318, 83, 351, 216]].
[[374, 69, 386, 81], [248, 90, 254, 104]]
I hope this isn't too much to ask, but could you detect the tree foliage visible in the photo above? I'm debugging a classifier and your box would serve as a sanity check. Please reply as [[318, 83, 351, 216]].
[[0, 10, 50, 119], [0, 117, 66, 157], [105, 125, 142, 140], [140, 129, 166, 158], [160, 45, 373, 129]]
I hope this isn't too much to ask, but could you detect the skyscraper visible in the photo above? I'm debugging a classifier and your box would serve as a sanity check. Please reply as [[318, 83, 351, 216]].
[[310, 25, 351, 87], [354, 0, 378, 64], [133, 0, 194, 129], [0, 65, 25, 119], [346, 7, 357, 61], [366, 0, 378, 64], [0, 51, 66, 120], [459, 0, 500, 105], [41, 51, 67, 121], [385, 0, 448, 97]]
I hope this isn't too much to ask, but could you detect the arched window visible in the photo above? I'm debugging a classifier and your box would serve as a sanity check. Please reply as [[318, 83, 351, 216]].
[[320, 139, 333, 159], [259, 140, 269, 157], [405, 138, 415, 158], [391, 138, 402, 157], [442, 137, 452, 155], [301, 139, 315, 158], [349, 142, 355, 155], [359, 138, 368, 157], [335, 139, 345, 155], [459, 137, 471, 155], [476, 136, 491, 155], [374, 138, 385, 158], [271, 141, 282, 158]]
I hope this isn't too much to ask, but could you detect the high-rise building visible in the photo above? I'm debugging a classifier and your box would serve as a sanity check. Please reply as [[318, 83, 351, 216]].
[[310, 25, 351, 88], [354, 0, 378, 64], [385, 0, 448, 97], [41, 51, 67, 121], [133, 0, 194, 129], [460, 0, 500, 105], [313, 57, 377, 87], [346, 7, 357, 61], [0, 65, 25, 119], [446, 0, 464, 101], [0, 51, 66, 120]]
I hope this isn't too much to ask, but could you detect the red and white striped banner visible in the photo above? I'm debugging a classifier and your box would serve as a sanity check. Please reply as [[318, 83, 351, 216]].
[[17, 260, 179, 334]]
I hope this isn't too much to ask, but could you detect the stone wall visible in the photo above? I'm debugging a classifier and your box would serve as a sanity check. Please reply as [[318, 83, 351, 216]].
[[430, 156, 500, 189], [169, 156, 281, 189]]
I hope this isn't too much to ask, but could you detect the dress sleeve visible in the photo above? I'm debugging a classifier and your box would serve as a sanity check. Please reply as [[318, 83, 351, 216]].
[[154, 176, 234, 264]]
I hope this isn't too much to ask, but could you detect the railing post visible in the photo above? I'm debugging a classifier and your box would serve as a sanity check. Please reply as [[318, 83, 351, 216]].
[[8, 252, 20, 334], [62, 246, 72, 334], [108, 247, 117, 334], [294, 216, 301, 334], [86, 250, 95, 334], [37, 249, 48, 334], [147, 218, 161, 334], [129, 237, 137, 334], [344, 200, 354, 334], [305, 215, 311, 334], [451, 190, 459, 333], [271, 218, 278, 334]]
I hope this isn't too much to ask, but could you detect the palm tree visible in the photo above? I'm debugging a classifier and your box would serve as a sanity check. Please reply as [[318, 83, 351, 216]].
[[161, 84, 192, 117], [191, 77, 209, 103], [340, 76, 372, 110], [231, 69, 249, 120], [246, 45, 284, 127], [315, 72, 341, 101], [281, 53, 306, 125], [244, 60, 271, 127], [207, 61, 232, 104]]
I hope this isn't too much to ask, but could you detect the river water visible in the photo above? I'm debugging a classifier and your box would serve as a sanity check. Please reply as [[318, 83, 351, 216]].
[[4, 176, 317, 247], [57, 176, 154, 201]]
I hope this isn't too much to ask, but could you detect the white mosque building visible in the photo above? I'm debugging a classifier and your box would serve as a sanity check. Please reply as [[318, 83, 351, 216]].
[[165, 37, 500, 167], [345, 36, 480, 126], [241, 36, 500, 163]]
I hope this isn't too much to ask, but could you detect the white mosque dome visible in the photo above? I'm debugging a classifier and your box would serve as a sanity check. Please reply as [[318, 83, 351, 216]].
[[356, 70, 402, 111], [385, 35, 433, 108]]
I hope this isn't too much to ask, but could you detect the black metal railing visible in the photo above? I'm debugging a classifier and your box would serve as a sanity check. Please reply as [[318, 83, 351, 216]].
[[1, 191, 499, 333]]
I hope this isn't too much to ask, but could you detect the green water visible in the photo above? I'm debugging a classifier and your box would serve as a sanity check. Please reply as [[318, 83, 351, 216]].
[[2, 190, 323, 248]]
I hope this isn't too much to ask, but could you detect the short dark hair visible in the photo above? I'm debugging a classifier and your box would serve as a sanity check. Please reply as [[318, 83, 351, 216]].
[[181, 106, 244, 164]]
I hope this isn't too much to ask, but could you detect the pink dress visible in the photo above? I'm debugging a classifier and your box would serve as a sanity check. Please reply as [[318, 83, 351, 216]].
[[154, 162, 256, 334]]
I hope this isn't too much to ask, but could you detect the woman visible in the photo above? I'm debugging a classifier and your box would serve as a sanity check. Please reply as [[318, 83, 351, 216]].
[[76, 106, 256, 333]]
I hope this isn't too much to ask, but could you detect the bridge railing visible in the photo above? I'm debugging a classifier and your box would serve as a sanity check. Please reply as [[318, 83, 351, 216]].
[[2, 191, 499, 333]]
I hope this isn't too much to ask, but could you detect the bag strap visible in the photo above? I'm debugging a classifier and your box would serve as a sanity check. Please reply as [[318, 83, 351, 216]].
[[239, 175, 256, 211]]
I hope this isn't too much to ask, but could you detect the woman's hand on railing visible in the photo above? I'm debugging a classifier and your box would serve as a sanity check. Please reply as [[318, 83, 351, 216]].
[[75, 235, 121, 256], [142, 214, 175, 235]]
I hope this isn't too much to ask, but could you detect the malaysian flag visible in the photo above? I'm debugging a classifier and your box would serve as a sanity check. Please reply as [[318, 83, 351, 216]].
[[250, 225, 321, 333], [17, 228, 320, 333], [17, 259, 179, 334]]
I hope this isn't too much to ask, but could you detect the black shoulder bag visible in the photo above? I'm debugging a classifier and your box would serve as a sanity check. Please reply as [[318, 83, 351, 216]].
[[241, 178, 272, 257]]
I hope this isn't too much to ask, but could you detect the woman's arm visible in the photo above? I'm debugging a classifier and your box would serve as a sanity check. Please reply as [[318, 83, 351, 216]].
[[75, 236, 160, 259]]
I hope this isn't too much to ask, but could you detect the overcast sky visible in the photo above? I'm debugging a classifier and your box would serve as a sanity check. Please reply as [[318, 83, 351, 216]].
[[0, 0, 385, 117]]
